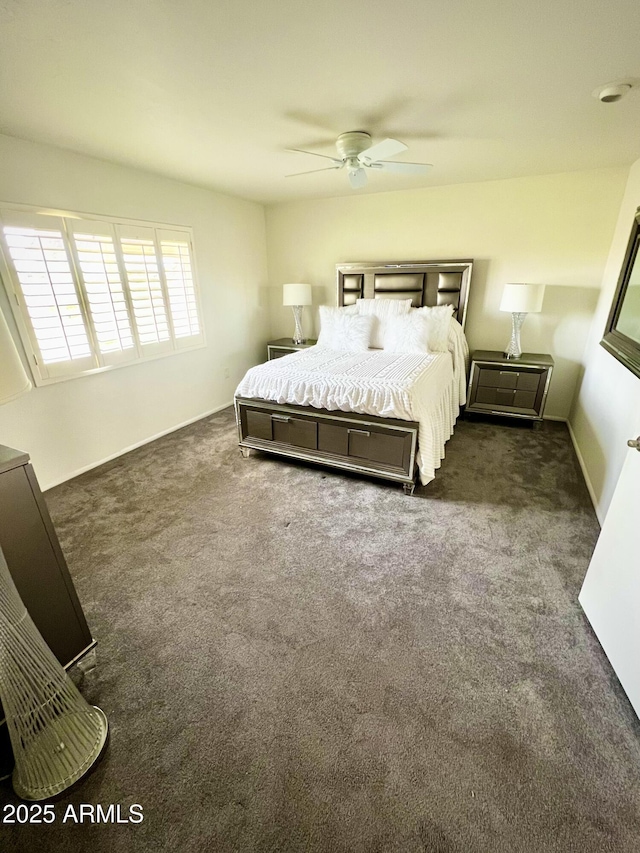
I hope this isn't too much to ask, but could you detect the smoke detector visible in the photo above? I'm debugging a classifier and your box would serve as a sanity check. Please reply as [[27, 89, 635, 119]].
[[592, 79, 637, 103]]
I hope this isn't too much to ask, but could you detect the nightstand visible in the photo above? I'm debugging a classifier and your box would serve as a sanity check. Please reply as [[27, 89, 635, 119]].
[[267, 338, 317, 360], [466, 350, 554, 426]]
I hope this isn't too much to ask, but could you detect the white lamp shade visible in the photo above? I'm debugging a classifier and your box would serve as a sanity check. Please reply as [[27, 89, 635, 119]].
[[500, 283, 545, 313], [0, 308, 31, 404], [283, 283, 312, 306]]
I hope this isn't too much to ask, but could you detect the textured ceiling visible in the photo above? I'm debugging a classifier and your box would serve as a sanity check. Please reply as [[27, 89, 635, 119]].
[[1, 0, 640, 203]]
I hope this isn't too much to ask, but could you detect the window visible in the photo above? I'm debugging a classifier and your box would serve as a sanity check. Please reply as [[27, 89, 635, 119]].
[[0, 207, 204, 385]]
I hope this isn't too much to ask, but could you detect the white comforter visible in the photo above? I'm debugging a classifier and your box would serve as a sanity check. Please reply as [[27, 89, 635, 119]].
[[235, 328, 468, 485]]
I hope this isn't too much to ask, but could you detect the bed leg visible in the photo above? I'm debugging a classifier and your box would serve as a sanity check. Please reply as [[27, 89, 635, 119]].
[[240, 446, 251, 459], [403, 482, 416, 496]]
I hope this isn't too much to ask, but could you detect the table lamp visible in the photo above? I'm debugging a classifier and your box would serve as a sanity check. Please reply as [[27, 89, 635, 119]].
[[283, 283, 312, 344], [499, 283, 545, 359]]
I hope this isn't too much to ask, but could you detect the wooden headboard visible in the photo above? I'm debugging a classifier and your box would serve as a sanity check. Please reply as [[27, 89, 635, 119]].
[[336, 259, 473, 329]]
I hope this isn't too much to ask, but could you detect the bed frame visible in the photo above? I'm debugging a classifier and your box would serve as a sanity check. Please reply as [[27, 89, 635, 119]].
[[235, 259, 473, 493]]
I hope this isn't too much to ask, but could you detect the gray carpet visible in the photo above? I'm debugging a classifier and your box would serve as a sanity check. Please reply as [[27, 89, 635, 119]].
[[1, 409, 639, 852]]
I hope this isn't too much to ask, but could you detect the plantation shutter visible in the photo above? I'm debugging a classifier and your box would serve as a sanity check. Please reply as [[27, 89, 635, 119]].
[[0, 211, 96, 380], [115, 224, 174, 357], [157, 229, 204, 349], [0, 206, 204, 386], [67, 219, 140, 367]]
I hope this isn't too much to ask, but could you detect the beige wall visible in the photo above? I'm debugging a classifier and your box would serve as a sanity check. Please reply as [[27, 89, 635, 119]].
[[570, 158, 640, 522], [265, 168, 626, 420], [0, 134, 269, 488]]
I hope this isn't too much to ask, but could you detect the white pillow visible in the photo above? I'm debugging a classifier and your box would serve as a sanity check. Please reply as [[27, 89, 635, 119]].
[[383, 312, 431, 353], [383, 305, 458, 354], [317, 305, 373, 351], [355, 298, 412, 348], [414, 304, 454, 352]]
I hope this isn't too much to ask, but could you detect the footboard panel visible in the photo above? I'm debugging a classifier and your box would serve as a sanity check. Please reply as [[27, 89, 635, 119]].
[[235, 397, 418, 489]]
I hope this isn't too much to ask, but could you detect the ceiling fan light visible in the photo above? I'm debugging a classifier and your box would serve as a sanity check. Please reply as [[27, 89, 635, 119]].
[[348, 168, 367, 189]]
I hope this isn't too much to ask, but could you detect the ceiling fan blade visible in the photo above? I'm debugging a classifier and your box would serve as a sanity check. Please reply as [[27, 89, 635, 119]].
[[358, 137, 407, 164], [286, 166, 343, 177], [286, 148, 343, 166], [348, 168, 367, 189], [376, 161, 433, 175]]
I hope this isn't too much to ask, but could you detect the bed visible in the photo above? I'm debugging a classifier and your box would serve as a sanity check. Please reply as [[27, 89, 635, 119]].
[[234, 259, 473, 494]]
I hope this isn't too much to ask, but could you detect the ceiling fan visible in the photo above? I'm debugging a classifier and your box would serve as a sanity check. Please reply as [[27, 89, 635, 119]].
[[286, 131, 432, 189]]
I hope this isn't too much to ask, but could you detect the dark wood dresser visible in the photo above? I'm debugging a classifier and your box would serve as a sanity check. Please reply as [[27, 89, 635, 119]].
[[0, 445, 95, 773], [0, 445, 95, 670]]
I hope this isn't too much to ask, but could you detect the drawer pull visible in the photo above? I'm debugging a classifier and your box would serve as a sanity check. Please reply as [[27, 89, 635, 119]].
[[499, 371, 519, 376], [348, 429, 370, 437], [271, 414, 291, 422]]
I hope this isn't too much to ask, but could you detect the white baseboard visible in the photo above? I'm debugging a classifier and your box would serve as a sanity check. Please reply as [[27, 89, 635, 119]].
[[543, 415, 601, 523], [564, 418, 602, 524], [42, 401, 233, 491]]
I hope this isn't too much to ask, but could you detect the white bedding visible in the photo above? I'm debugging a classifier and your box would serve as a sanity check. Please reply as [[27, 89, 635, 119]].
[[235, 325, 469, 485]]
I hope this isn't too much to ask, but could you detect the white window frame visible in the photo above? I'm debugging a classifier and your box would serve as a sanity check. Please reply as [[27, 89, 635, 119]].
[[0, 203, 206, 386]]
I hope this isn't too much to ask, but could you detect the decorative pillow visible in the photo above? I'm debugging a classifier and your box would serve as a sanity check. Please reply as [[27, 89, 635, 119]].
[[383, 312, 431, 353], [414, 304, 455, 352], [355, 298, 412, 348], [317, 305, 373, 351]]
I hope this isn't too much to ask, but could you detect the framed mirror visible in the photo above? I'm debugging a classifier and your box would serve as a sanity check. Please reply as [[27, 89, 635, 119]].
[[601, 206, 640, 379]]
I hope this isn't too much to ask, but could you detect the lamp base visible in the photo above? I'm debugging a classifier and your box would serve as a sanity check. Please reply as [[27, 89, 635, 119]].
[[504, 312, 527, 359], [291, 305, 306, 345]]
